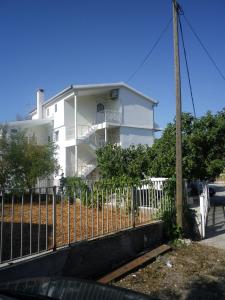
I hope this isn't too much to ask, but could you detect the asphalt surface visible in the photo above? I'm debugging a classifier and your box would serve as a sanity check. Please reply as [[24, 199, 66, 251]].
[[201, 183, 225, 249]]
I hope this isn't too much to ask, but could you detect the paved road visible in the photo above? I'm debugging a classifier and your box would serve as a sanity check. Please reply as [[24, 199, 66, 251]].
[[200, 183, 225, 249]]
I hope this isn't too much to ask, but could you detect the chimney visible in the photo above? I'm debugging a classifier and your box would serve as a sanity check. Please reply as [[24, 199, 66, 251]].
[[37, 89, 44, 119]]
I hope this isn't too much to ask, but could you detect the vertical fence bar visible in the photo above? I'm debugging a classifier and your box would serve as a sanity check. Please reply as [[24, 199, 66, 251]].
[[68, 189, 70, 245], [10, 194, 14, 260], [30, 189, 33, 254], [126, 187, 129, 228], [38, 188, 41, 253], [102, 189, 104, 235], [20, 193, 24, 257], [45, 188, 48, 251], [144, 185, 147, 222], [91, 186, 94, 238], [106, 189, 109, 233], [148, 184, 151, 221], [111, 188, 113, 232], [0, 192, 4, 263], [119, 188, 122, 229], [85, 190, 88, 239], [161, 181, 164, 216], [52, 186, 56, 251], [61, 190, 64, 245], [156, 184, 159, 219], [132, 187, 136, 228], [115, 189, 117, 231], [153, 183, 157, 220], [80, 189, 82, 241], [97, 189, 99, 236], [139, 186, 142, 224], [74, 190, 76, 242], [122, 188, 125, 228]]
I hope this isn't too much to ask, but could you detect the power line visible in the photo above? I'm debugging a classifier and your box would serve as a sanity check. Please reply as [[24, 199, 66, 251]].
[[182, 14, 225, 83], [126, 18, 172, 83], [178, 15, 196, 117]]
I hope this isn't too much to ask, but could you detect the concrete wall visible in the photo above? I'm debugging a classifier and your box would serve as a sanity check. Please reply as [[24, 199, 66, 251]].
[[120, 87, 154, 129], [0, 221, 164, 283], [120, 127, 154, 148], [64, 99, 75, 127]]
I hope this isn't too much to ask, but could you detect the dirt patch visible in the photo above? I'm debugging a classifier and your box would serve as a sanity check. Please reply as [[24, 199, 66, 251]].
[[115, 242, 225, 299], [1, 198, 155, 262]]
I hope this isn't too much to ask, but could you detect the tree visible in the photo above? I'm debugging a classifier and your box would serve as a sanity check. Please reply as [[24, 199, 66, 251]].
[[149, 110, 225, 181], [0, 125, 59, 189], [96, 144, 150, 181], [96, 109, 225, 182]]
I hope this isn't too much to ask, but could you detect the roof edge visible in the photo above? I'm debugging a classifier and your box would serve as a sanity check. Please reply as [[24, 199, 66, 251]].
[[29, 82, 158, 115]]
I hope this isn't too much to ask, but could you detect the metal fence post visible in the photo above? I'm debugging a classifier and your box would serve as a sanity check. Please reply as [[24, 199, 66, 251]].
[[132, 187, 136, 228], [52, 186, 57, 251]]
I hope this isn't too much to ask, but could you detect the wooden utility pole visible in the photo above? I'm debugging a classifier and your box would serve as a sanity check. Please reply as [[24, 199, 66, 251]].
[[173, 0, 183, 228]]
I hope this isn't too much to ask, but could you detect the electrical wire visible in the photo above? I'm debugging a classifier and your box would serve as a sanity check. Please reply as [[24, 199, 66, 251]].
[[178, 15, 196, 117], [126, 18, 172, 83], [182, 14, 225, 83]]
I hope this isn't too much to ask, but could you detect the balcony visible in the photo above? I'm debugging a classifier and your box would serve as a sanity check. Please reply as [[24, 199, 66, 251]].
[[65, 110, 122, 141], [96, 110, 122, 125]]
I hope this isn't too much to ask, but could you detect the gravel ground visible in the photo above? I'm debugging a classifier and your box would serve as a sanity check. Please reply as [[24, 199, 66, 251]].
[[115, 242, 225, 299], [1, 199, 153, 262]]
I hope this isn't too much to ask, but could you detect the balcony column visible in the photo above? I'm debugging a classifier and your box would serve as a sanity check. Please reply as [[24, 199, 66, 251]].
[[104, 126, 107, 144], [104, 109, 107, 144], [74, 91, 78, 175]]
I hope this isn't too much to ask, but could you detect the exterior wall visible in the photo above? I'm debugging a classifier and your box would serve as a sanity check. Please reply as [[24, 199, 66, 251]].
[[31, 112, 38, 120], [54, 126, 66, 175], [120, 87, 154, 129], [120, 127, 154, 148], [77, 95, 97, 127], [24, 85, 157, 179], [77, 144, 95, 165], [52, 99, 64, 129], [66, 146, 75, 177], [77, 94, 120, 127], [29, 125, 52, 144], [64, 98, 75, 127]]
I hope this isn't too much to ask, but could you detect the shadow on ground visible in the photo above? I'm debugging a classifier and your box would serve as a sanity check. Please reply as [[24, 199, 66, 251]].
[[0, 222, 53, 262]]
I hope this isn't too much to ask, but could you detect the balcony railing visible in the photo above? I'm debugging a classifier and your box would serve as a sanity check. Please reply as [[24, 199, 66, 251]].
[[96, 110, 122, 124], [65, 110, 122, 141]]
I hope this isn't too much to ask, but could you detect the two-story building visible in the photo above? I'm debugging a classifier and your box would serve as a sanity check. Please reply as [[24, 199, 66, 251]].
[[8, 82, 160, 180]]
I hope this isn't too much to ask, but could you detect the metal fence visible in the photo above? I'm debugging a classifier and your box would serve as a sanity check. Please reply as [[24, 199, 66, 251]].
[[199, 183, 210, 238], [0, 179, 173, 265]]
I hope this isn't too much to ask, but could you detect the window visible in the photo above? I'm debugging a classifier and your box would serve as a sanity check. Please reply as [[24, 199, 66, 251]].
[[97, 103, 104, 112], [55, 131, 59, 141], [47, 108, 49, 116], [10, 129, 17, 134], [55, 104, 57, 112]]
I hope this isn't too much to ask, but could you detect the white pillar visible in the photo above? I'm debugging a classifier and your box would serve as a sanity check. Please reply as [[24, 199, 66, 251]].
[[74, 92, 78, 175], [104, 109, 107, 144]]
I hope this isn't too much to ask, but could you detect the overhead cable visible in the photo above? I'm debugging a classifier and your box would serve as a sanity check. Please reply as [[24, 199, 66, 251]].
[[178, 15, 196, 117], [183, 14, 225, 83], [126, 18, 172, 83]]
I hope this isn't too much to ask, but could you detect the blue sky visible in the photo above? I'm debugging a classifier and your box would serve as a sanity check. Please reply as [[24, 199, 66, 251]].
[[0, 0, 225, 130]]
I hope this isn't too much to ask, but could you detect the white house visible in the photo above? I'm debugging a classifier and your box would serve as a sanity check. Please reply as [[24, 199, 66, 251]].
[[8, 82, 160, 180]]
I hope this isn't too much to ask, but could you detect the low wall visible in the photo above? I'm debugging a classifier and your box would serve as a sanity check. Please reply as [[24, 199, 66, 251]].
[[0, 221, 164, 283]]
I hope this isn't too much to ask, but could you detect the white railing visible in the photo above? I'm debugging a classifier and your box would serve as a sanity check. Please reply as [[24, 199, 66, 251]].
[[200, 183, 210, 238], [96, 110, 122, 124], [66, 126, 75, 140], [77, 163, 96, 177], [0, 179, 172, 265], [77, 124, 92, 138], [66, 109, 121, 141], [66, 125, 93, 141]]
